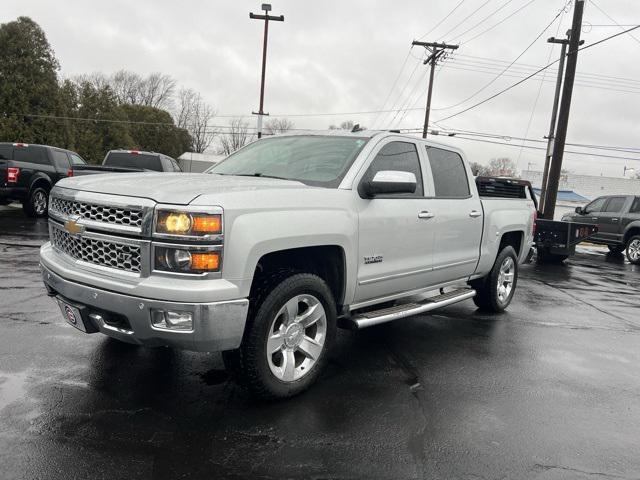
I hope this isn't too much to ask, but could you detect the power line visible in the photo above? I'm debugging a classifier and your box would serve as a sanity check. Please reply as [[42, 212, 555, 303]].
[[459, 0, 538, 44], [434, 24, 640, 122], [371, 48, 413, 129], [588, 0, 640, 46], [437, 0, 570, 111], [417, 0, 468, 40], [451, 0, 518, 42], [438, 0, 494, 40]]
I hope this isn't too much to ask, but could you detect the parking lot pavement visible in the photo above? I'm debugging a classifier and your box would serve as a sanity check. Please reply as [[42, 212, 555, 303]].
[[1, 216, 639, 480]]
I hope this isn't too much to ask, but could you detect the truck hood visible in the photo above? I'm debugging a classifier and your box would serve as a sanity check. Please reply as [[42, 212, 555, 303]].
[[56, 172, 308, 204]]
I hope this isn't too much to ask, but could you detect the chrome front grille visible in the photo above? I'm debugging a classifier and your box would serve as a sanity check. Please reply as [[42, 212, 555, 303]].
[[51, 224, 142, 274], [49, 197, 143, 228]]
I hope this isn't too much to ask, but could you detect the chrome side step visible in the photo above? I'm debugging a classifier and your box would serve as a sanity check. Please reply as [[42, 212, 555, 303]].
[[347, 288, 476, 329]]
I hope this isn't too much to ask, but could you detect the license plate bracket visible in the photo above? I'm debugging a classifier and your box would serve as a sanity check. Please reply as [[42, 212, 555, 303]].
[[56, 297, 92, 333]]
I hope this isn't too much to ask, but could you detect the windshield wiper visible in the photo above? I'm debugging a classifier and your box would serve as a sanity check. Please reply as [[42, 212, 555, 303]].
[[230, 173, 290, 181]]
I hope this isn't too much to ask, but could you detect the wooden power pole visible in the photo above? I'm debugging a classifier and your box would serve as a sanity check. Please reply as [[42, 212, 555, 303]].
[[411, 41, 458, 138], [542, 0, 585, 219], [250, 3, 284, 139]]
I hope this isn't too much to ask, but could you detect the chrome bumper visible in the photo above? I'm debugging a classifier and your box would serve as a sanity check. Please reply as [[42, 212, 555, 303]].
[[41, 263, 249, 352]]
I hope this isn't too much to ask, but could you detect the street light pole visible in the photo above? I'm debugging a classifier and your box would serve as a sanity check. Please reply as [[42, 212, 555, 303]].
[[250, 3, 284, 139]]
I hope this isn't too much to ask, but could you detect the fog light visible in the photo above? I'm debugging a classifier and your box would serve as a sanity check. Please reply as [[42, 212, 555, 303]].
[[151, 309, 193, 331]]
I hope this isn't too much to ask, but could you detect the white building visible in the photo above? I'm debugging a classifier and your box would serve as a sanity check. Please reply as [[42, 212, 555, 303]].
[[178, 152, 226, 173]]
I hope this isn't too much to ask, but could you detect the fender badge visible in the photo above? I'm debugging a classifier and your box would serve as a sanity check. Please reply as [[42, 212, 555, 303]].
[[364, 255, 383, 264]]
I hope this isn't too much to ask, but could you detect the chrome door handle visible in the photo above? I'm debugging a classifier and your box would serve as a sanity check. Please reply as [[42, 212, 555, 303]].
[[469, 210, 482, 218], [611, 218, 619, 221], [591, 217, 598, 221], [418, 211, 435, 219]]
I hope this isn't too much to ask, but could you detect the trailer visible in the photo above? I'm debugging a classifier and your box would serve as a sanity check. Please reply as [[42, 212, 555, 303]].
[[475, 176, 598, 263]]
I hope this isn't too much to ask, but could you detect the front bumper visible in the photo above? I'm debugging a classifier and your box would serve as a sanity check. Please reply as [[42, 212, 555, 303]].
[[41, 263, 249, 352]]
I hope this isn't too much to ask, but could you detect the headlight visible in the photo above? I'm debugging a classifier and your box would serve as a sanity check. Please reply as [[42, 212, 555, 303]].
[[155, 210, 222, 237], [155, 247, 221, 273]]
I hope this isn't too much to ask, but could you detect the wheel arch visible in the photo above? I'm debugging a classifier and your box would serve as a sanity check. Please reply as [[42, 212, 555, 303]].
[[29, 174, 53, 193], [251, 245, 347, 307], [623, 223, 640, 244]]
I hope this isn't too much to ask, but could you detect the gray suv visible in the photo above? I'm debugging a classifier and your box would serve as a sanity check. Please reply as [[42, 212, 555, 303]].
[[562, 195, 640, 264]]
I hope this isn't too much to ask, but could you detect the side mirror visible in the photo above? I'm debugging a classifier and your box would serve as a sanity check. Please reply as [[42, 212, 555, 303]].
[[575, 206, 584, 214], [360, 170, 417, 198]]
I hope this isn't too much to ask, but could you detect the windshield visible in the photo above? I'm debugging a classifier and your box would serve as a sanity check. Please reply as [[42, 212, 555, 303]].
[[207, 135, 370, 187]]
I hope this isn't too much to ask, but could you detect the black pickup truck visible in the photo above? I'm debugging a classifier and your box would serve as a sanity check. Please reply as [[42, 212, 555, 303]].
[[0, 143, 88, 217], [73, 150, 183, 176], [561, 195, 640, 264]]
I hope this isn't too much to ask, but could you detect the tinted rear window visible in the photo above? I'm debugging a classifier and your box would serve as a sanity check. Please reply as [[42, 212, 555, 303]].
[[425, 147, 470, 198], [104, 153, 162, 171], [14, 146, 49, 165]]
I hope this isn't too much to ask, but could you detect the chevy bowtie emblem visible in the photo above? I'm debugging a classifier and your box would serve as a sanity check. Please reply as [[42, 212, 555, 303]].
[[64, 218, 85, 236]]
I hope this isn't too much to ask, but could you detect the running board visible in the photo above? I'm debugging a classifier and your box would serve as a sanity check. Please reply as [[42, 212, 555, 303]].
[[347, 288, 476, 329]]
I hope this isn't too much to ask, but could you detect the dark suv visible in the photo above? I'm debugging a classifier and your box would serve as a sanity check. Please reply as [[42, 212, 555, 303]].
[[562, 195, 640, 264], [0, 143, 87, 217]]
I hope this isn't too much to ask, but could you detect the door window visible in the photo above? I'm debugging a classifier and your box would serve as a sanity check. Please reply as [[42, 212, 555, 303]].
[[51, 150, 70, 171], [603, 197, 626, 213], [584, 197, 607, 214], [363, 141, 423, 197], [630, 197, 640, 214], [13, 146, 49, 165], [425, 147, 470, 198]]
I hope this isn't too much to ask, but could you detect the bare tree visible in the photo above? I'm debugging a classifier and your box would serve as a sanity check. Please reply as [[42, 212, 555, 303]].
[[264, 118, 294, 135], [139, 73, 176, 109], [175, 88, 217, 153], [220, 118, 251, 156], [110, 70, 143, 104], [328, 120, 365, 131], [73, 72, 110, 91], [470, 162, 491, 176], [487, 157, 518, 177]]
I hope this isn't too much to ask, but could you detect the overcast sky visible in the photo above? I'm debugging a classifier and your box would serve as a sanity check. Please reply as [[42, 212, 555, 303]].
[[4, 0, 640, 177]]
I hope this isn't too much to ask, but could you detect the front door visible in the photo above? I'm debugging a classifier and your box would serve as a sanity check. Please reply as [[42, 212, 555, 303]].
[[354, 140, 436, 304], [596, 196, 629, 243]]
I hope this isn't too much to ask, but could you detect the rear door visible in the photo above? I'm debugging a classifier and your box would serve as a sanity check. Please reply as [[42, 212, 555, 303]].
[[13, 145, 56, 189], [422, 146, 483, 284], [50, 149, 72, 183], [597, 196, 629, 243]]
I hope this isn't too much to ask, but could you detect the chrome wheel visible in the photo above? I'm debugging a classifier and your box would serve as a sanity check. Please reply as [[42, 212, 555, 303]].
[[628, 239, 640, 262], [33, 190, 47, 215], [266, 294, 327, 383], [497, 257, 515, 304]]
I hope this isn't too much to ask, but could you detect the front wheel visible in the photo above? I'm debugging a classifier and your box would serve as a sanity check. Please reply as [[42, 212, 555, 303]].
[[471, 246, 518, 313], [225, 273, 337, 399], [626, 235, 640, 265]]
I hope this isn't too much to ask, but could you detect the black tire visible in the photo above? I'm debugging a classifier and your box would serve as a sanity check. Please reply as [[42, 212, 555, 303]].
[[471, 246, 518, 313], [224, 272, 337, 399], [536, 247, 568, 264], [625, 235, 640, 265], [23, 186, 49, 218], [608, 244, 625, 254]]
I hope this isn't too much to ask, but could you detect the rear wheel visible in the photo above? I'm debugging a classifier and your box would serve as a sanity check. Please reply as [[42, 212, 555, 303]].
[[471, 246, 518, 313], [608, 244, 625, 254], [224, 272, 336, 399], [23, 186, 49, 217], [626, 235, 640, 265]]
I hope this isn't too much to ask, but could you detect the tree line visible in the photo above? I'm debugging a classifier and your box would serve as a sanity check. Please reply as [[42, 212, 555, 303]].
[[0, 17, 295, 163]]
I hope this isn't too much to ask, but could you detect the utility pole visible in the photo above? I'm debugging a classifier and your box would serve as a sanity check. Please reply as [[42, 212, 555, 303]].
[[412, 41, 458, 138], [542, 0, 585, 219], [539, 30, 584, 213], [250, 3, 284, 139]]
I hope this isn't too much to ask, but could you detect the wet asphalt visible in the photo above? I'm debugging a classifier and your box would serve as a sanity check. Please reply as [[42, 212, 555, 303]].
[[1, 205, 639, 480]]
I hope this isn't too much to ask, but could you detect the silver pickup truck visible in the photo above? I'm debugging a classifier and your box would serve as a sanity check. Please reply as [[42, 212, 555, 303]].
[[40, 131, 536, 398]]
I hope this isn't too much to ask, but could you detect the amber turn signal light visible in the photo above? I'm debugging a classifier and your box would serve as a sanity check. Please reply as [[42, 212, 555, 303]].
[[191, 252, 220, 271], [192, 215, 222, 234]]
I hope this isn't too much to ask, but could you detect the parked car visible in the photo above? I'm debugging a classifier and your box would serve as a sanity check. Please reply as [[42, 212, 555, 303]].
[[40, 131, 535, 398], [562, 195, 640, 264], [0, 142, 87, 217], [73, 149, 182, 176]]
